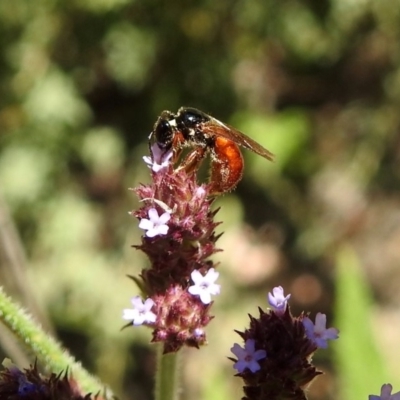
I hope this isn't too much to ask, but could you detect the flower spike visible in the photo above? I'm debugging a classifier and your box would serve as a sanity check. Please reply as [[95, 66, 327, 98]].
[[125, 146, 222, 353], [229, 286, 338, 400]]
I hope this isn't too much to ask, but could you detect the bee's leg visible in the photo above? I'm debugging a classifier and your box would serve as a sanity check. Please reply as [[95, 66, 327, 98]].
[[173, 147, 183, 163], [172, 132, 186, 163], [209, 137, 243, 195], [176, 147, 207, 175]]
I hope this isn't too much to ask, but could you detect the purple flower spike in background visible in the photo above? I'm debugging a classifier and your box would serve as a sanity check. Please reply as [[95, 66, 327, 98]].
[[0, 361, 98, 400], [228, 285, 341, 400], [369, 384, 400, 400], [302, 312, 339, 349], [231, 339, 267, 373], [188, 268, 221, 304], [268, 285, 291, 313]]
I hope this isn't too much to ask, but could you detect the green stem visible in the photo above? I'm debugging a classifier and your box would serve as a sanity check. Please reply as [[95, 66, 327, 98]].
[[0, 286, 113, 398], [155, 344, 181, 400]]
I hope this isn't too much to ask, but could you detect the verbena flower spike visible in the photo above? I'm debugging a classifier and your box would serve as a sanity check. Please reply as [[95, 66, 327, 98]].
[[125, 143, 222, 353], [0, 360, 104, 400], [229, 286, 339, 400]]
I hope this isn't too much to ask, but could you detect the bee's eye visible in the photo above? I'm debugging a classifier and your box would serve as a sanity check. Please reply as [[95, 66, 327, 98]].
[[154, 119, 173, 148]]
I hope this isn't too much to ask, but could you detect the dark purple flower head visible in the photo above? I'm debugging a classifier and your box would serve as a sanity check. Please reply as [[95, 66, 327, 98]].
[[0, 361, 102, 399], [126, 146, 222, 353], [228, 287, 341, 400]]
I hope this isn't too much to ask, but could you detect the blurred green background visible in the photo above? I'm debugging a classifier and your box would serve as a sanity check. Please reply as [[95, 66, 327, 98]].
[[1, 0, 400, 399]]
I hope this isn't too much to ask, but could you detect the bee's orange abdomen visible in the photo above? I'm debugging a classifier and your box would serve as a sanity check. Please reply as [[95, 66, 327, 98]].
[[209, 137, 244, 194]]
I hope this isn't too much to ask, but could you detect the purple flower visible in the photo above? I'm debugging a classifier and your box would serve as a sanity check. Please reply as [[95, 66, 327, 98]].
[[302, 312, 339, 349], [369, 384, 400, 400], [0, 361, 95, 398], [138, 207, 171, 237], [268, 286, 291, 313], [122, 296, 157, 326], [18, 375, 39, 396], [188, 268, 220, 304], [231, 339, 267, 373], [143, 143, 173, 172]]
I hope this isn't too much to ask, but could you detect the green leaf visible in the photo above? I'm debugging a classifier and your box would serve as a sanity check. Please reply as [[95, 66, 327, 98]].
[[335, 245, 387, 400]]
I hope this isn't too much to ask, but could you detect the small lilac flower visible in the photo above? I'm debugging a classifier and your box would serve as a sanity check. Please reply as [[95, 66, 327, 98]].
[[268, 286, 291, 313], [369, 384, 400, 400], [138, 208, 171, 237], [231, 339, 267, 373], [303, 312, 339, 349], [193, 328, 205, 339], [123, 296, 157, 326], [188, 268, 220, 304], [143, 143, 173, 172]]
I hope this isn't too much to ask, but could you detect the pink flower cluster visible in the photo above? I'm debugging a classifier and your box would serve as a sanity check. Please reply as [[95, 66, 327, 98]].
[[123, 144, 222, 353]]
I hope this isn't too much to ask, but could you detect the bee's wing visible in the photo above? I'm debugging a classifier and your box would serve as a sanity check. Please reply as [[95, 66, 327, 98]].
[[201, 118, 274, 161]]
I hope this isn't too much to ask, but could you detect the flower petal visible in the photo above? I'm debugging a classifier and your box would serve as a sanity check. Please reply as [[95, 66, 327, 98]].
[[199, 291, 212, 304], [145, 228, 158, 238], [148, 208, 159, 222], [138, 219, 153, 230], [158, 212, 171, 224], [157, 224, 169, 235], [122, 309, 137, 320], [190, 270, 203, 284], [314, 313, 327, 330]]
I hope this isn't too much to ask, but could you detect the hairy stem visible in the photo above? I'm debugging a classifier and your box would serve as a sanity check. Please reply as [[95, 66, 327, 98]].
[[155, 344, 181, 400], [0, 286, 112, 398]]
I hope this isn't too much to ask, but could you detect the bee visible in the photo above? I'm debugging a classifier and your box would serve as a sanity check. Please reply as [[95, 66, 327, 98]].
[[150, 107, 274, 194]]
